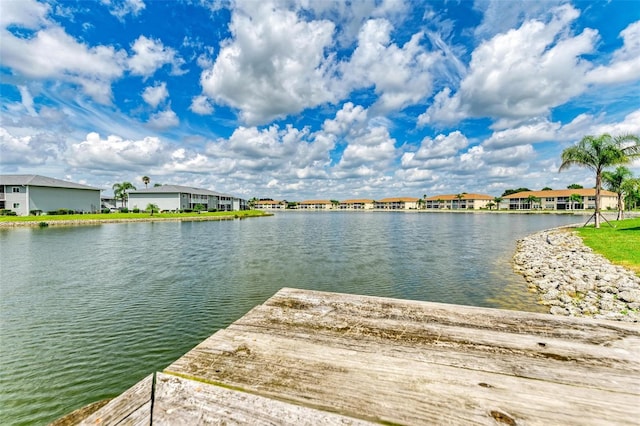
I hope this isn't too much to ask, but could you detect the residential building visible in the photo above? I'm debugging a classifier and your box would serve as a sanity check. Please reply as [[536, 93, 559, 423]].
[[339, 199, 375, 210], [254, 200, 286, 210], [0, 174, 101, 216], [127, 185, 247, 212], [502, 189, 617, 210], [298, 200, 335, 210], [375, 197, 420, 210], [425, 194, 493, 210]]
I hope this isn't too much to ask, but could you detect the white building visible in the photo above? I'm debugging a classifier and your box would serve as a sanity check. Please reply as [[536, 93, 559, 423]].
[[502, 189, 618, 210], [127, 185, 247, 212], [0, 174, 101, 216]]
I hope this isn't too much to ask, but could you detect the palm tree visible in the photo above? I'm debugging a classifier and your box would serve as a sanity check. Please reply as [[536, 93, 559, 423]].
[[112, 182, 137, 208], [526, 195, 540, 210], [454, 193, 464, 209], [559, 133, 640, 228], [146, 203, 159, 216], [568, 193, 583, 211], [142, 176, 150, 188], [493, 197, 503, 211], [602, 166, 633, 220], [486, 201, 496, 210]]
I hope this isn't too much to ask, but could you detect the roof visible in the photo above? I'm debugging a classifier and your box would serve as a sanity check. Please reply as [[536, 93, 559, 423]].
[[425, 193, 493, 201], [299, 199, 333, 204], [129, 184, 233, 198], [0, 174, 100, 190], [255, 200, 283, 205], [377, 197, 420, 203], [503, 189, 617, 198], [340, 199, 375, 204]]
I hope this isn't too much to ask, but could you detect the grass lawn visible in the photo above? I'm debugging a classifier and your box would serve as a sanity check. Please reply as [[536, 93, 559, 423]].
[[575, 216, 640, 274], [0, 209, 268, 223]]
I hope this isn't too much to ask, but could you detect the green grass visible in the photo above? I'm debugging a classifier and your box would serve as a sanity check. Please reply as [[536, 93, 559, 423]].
[[575, 217, 640, 274], [0, 209, 269, 223]]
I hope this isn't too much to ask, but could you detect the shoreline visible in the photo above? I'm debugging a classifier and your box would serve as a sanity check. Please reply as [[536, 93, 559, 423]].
[[513, 226, 640, 322]]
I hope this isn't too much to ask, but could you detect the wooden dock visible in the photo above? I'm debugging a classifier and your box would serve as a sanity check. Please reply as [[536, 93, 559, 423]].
[[74, 288, 640, 425]]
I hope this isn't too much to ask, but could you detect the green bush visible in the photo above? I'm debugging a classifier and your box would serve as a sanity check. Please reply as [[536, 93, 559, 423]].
[[120, 207, 129, 213], [101, 208, 111, 214], [1, 209, 17, 216], [208, 208, 217, 212], [132, 208, 140, 213], [30, 210, 43, 216], [183, 208, 193, 213]]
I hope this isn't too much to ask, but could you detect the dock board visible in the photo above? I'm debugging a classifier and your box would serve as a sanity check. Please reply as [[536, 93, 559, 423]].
[[80, 288, 640, 425]]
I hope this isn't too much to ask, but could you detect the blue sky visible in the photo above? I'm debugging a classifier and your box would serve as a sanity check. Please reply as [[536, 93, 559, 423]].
[[1, 0, 639, 200]]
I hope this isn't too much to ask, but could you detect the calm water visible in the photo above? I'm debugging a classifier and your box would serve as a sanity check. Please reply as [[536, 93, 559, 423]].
[[0, 212, 581, 425]]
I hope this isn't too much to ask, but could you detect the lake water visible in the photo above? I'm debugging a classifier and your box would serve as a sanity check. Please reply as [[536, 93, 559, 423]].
[[0, 212, 582, 425]]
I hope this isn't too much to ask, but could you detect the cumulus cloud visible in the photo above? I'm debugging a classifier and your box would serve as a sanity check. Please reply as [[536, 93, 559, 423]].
[[342, 18, 438, 112], [67, 132, 169, 171], [587, 21, 640, 84], [483, 120, 561, 149], [421, 5, 597, 127], [473, 0, 565, 40], [0, 127, 57, 166], [142, 82, 168, 108], [128, 35, 185, 78], [323, 102, 368, 135], [147, 108, 179, 129], [336, 126, 396, 169], [200, 1, 338, 125], [189, 95, 214, 115], [0, 0, 49, 29]]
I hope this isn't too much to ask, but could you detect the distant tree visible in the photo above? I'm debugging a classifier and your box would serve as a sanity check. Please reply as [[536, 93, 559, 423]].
[[560, 133, 640, 228], [193, 203, 205, 213], [567, 183, 583, 189], [153, 183, 162, 187], [622, 179, 640, 210], [417, 198, 425, 209], [568, 193, 583, 211], [436, 198, 444, 209], [502, 188, 531, 197], [142, 176, 150, 188], [486, 201, 496, 210], [541, 186, 553, 191], [602, 166, 633, 220], [112, 182, 136, 208], [454, 193, 464, 209], [248, 197, 258, 209], [146, 203, 159, 216]]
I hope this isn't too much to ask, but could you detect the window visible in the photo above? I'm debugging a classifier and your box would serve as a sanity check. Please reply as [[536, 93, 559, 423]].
[[12, 187, 20, 193], [13, 203, 20, 208]]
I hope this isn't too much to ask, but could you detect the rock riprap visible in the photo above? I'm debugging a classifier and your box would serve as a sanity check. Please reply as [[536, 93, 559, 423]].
[[513, 227, 640, 322]]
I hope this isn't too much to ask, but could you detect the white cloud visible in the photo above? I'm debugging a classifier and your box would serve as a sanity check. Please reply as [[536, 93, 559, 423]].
[[142, 82, 169, 108], [422, 5, 597, 127], [413, 131, 469, 160], [102, 0, 146, 20], [323, 102, 367, 135], [189, 95, 214, 115], [483, 120, 560, 149], [128, 35, 185, 78], [473, 0, 565, 40], [342, 18, 438, 112], [200, 1, 338, 125], [147, 108, 179, 129], [587, 21, 640, 85], [0, 127, 54, 166], [67, 132, 169, 171], [0, 26, 127, 103], [18, 86, 37, 116], [336, 126, 396, 169], [0, 0, 49, 29]]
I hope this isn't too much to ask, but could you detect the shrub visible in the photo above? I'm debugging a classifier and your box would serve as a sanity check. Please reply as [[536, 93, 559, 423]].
[[132, 208, 140, 213], [120, 207, 129, 213], [183, 208, 193, 213], [208, 208, 217, 212], [1, 209, 17, 216], [30, 210, 43, 216], [101, 208, 111, 214]]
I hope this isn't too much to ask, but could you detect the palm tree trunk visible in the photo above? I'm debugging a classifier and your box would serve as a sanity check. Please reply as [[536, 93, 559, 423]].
[[595, 170, 602, 228], [617, 194, 623, 220]]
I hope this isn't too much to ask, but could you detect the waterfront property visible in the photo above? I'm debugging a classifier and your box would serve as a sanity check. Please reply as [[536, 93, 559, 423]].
[[253, 200, 286, 210], [297, 199, 335, 210], [374, 197, 420, 210], [503, 189, 617, 211], [128, 185, 247, 212], [73, 288, 640, 425], [425, 193, 493, 210], [0, 174, 101, 216], [339, 199, 375, 210]]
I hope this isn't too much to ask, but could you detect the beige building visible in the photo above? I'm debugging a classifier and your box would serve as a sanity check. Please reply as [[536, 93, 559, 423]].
[[375, 197, 420, 210], [425, 194, 493, 210], [502, 189, 618, 210], [254, 200, 286, 210], [339, 199, 375, 210], [298, 200, 335, 210]]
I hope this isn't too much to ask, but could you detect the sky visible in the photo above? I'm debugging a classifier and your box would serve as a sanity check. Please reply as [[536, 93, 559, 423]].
[[1, 0, 639, 200]]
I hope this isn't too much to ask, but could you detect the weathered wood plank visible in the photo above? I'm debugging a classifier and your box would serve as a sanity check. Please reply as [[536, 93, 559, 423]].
[[152, 372, 374, 425], [78, 374, 152, 425], [166, 288, 640, 425]]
